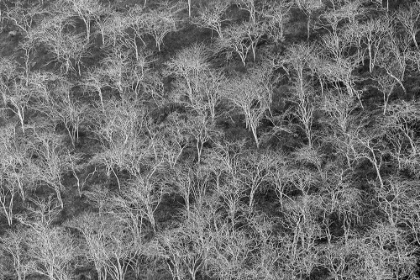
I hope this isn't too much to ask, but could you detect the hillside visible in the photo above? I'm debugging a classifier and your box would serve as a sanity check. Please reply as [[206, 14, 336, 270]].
[[0, 0, 420, 280]]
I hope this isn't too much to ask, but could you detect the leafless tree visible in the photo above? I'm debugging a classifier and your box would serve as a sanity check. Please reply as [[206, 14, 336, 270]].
[[3, 0, 46, 35], [377, 24, 409, 94], [0, 227, 34, 280], [238, 150, 276, 208], [223, 72, 271, 148], [218, 21, 266, 65], [260, 0, 293, 43], [96, 10, 128, 47], [26, 225, 77, 280], [235, 0, 257, 24], [90, 98, 147, 189], [295, 0, 325, 40], [396, 1, 420, 50], [34, 14, 89, 75], [283, 44, 317, 147], [63, 0, 109, 43], [140, 2, 179, 51], [66, 212, 136, 280], [165, 43, 211, 103], [28, 129, 73, 208], [193, 0, 231, 39]]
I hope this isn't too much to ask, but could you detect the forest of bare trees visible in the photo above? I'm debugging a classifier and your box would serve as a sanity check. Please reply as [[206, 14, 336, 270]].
[[0, 0, 420, 279]]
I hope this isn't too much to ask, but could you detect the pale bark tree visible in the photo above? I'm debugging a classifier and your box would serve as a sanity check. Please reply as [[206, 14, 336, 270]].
[[34, 15, 89, 75], [0, 119, 35, 204], [280, 177, 325, 278], [206, 224, 258, 280], [96, 10, 128, 47], [0, 227, 34, 280], [66, 212, 136, 280], [223, 72, 271, 148], [320, 89, 363, 168], [354, 129, 387, 189], [239, 150, 276, 209], [396, 1, 420, 50], [283, 44, 317, 147], [371, 71, 398, 115], [202, 140, 247, 229], [359, 224, 418, 280], [295, 0, 325, 40], [382, 101, 420, 174], [260, 0, 293, 43], [194, 69, 226, 124], [39, 79, 89, 148], [235, 0, 257, 24], [123, 5, 148, 60], [3, 74, 49, 132], [3, 0, 46, 35], [0, 57, 18, 106], [140, 2, 179, 51], [26, 225, 77, 280], [193, 0, 231, 38], [158, 225, 208, 280], [377, 25, 409, 94], [63, 0, 109, 43], [149, 112, 190, 168], [28, 130, 73, 208], [218, 21, 266, 65], [115, 166, 165, 233], [345, 17, 390, 73], [91, 98, 146, 189], [165, 43, 210, 103]]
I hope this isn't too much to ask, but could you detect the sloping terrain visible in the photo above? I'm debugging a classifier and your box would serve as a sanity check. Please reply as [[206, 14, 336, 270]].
[[0, 0, 420, 280]]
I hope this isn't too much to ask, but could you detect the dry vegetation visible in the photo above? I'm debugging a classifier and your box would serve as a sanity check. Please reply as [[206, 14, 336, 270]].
[[0, 0, 420, 279]]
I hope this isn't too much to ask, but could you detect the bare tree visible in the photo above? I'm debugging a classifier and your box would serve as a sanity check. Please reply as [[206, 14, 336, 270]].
[[66, 212, 136, 280], [195, 69, 226, 124], [63, 0, 109, 43], [239, 150, 276, 208], [235, 0, 257, 24], [0, 57, 18, 106], [345, 17, 390, 73], [28, 129, 73, 208], [158, 225, 207, 280], [295, 0, 325, 40], [218, 21, 266, 65], [320, 89, 363, 169], [371, 71, 398, 115], [223, 72, 271, 148], [3, 0, 46, 35], [382, 101, 420, 174], [283, 44, 317, 147], [123, 5, 149, 59], [203, 140, 247, 229], [26, 225, 77, 280], [206, 224, 258, 280], [39, 78, 89, 148], [0, 227, 34, 280], [3, 74, 48, 132], [0, 118, 36, 204], [396, 1, 420, 50], [96, 10, 128, 47], [91, 98, 146, 189], [377, 24, 409, 94], [260, 0, 293, 43], [140, 2, 179, 51], [193, 0, 231, 38], [34, 14, 89, 75], [165, 43, 211, 103], [354, 129, 387, 189]]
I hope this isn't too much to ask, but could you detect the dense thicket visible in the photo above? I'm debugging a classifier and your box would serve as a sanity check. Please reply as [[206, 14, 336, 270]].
[[0, 0, 420, 279]]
